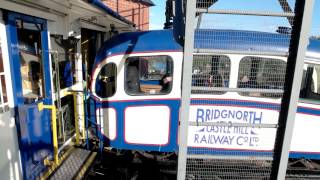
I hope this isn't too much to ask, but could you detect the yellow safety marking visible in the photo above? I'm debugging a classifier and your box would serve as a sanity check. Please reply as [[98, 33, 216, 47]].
[[60, 91, 73, 97], [80, 93, 86, 140], [74, 152, 97, 180], [38, 102, 59, 164], [39, 146, 75, 180], [73, 93, 80, 146]]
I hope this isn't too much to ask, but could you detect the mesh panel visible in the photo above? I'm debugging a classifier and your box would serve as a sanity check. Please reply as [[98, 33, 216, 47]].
[[194, 0, 296, 56], [187, 54, 282, 178], [196, 0, 219, 9], [192, 55, 230, 94], [182, 0, 302, 179], [237, 57, 286, 98], [186, 159, 272, 180]]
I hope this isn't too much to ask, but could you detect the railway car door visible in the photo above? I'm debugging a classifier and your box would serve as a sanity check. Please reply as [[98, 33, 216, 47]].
[[5, 12, 53, 179]]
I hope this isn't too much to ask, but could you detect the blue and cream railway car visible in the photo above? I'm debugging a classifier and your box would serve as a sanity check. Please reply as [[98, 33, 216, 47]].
[[90, 29, 320, 160]]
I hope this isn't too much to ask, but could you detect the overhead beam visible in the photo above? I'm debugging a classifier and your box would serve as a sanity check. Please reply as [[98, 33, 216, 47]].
[[278, 0, 294, 26]]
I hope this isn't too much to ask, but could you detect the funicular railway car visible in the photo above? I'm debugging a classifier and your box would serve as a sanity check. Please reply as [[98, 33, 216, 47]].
[[90, 29, 320, 165]]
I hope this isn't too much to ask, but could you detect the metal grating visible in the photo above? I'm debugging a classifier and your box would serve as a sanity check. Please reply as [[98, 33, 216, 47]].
[[177, 0, 314, 179], [49, 148, 92, 180], [186, 159, 272, 180], [196, 0, 295, 26], [237, 56, 286, 98], [192, 55, 230, 95], [194, 0, 296, 56]]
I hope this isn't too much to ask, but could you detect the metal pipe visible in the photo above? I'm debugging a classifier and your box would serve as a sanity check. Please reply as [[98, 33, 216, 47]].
[[278, 0, 294, 26], [187, 154, 273, 161], [189, 121, 278, 128], [191, 87, 284, 94], [74, 93, 80, 146], [194, 49, 289, 57], [197, 9, 295, 17], [176, 0, 197, 179]]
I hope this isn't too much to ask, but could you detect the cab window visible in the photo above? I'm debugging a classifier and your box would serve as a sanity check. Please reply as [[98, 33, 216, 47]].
[[124, 56, 173, 95], [95, 63, 117, 98]]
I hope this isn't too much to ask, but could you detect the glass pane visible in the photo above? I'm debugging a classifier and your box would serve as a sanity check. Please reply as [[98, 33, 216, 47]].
[[17, 19, 44, 104], [96, 63, 117, 98], [1, 75, 7, 103], [311, 66, 320, 95], [124, 56, 173, 95], [139, 56, 170, 80], [0, 46, 3, 72], [192, 55, 231, 94], [238, 56, 286, 98]]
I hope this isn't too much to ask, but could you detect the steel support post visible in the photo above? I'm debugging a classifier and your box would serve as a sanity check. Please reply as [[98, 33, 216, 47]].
[[176, 0, 197, 179], [271, 0, 315, 179]]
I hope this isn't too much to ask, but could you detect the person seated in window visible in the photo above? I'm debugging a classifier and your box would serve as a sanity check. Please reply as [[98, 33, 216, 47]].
[[126, 60, 140, 93], [239, 75, 260, 88], [239, 75, 251, 88], [209, 73, 223, 87], [161, 74, 173, 92], [239, 75, 262, 96]]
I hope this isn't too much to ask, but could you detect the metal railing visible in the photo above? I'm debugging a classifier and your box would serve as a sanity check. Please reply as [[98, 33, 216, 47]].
[[177, 0, 315, 179]]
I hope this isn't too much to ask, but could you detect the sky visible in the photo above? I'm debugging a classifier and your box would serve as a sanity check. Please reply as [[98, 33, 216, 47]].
[[149, 0, 166, 30], [150, 0, 320, 37]]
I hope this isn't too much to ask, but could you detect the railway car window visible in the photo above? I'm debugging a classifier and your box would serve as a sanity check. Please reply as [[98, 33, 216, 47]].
[[299, 64, 320, 100], [17, 20, 45, 104], [19, 50, 44, 103], [237, 56, 286, 98], [0, 44, 9, 113], [191, 55, 230, 94], [124, 56, 173, 95], [96, 63, 117, 98]]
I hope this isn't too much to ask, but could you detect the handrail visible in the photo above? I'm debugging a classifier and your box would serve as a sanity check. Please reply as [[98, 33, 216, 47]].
[[38, 102, 59, 164]]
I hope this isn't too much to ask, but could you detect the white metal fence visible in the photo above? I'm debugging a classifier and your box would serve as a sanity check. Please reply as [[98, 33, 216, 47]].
[[178, 0, 315, 179]]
